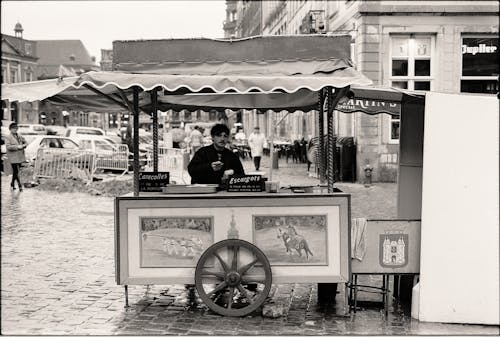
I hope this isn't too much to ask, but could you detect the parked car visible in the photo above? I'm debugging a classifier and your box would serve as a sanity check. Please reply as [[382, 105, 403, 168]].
[[64, 126, 105, 138], [17, 123, 48, 135], [72, 135, 146, 170], [24, 135, 80, 161]]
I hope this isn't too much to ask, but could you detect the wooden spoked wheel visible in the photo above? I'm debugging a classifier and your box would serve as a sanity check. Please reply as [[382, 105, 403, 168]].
[[194, 239, 272, 317]]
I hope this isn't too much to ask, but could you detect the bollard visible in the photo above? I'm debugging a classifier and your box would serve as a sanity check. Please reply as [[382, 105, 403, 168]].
[[272, 150, 279, 169]]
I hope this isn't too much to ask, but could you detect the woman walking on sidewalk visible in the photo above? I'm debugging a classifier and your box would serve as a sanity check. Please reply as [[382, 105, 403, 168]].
[[5, 123, 28, 191]]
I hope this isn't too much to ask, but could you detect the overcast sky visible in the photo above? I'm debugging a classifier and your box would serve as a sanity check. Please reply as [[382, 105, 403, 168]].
[[1, 0, 227, 62]]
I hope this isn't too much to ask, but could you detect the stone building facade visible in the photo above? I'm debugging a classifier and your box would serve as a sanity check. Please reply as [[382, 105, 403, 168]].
[[225, 0, 499, 182], [1, 23, 40, 124]]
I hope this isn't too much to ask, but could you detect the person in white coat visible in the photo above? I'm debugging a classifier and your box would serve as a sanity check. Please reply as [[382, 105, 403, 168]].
[[248, 126, 266, 171]]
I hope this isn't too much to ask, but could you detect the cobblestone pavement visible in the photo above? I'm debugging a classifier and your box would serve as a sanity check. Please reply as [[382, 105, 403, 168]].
[[1, 156, 498, 335]]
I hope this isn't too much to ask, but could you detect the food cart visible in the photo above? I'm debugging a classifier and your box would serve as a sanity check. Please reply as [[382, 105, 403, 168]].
[[105, 35, 371, 316]]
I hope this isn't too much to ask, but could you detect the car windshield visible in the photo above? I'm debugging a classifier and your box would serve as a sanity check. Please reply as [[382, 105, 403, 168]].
[[33, 126, 46, 131], [61, 139, 78, 149], [95, 140, 115, 152], [76, 129, 103, 135]]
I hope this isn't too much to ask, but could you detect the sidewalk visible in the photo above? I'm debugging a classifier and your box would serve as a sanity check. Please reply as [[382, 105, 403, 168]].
[[1, 160, 498, 335]]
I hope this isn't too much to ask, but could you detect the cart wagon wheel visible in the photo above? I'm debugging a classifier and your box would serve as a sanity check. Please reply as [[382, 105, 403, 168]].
[[195, 239, 272, 317]]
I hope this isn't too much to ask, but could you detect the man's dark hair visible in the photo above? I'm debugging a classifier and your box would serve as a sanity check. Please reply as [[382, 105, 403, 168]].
[[210, 124, 230, 137], [9, 122, 18, 130]]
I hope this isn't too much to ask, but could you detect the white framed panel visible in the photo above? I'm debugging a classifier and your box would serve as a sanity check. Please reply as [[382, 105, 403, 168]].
[[115, 193, 351, 285]]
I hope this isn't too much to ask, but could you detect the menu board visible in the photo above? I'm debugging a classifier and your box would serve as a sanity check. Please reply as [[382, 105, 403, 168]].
[[139, 172, 170, 192], [227, 175, 264, 192]]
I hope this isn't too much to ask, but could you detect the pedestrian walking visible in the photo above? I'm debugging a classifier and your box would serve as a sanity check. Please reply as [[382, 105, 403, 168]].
[[189, 125, 203, 155], [248, 126, 266, 171], [62, 110, 70, 127], [5, 123, 28, 191]]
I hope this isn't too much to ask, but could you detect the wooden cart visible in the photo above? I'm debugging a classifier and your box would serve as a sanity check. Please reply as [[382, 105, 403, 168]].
[[115, 191, 351, 316]]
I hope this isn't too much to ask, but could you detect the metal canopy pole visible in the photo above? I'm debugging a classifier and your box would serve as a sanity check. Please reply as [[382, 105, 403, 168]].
[[317, 89, 326, 184], [268, 110, 274, 182], [150, 88, 159, 172], [133, 87, 140, 197], [326, 86, 350, 193]]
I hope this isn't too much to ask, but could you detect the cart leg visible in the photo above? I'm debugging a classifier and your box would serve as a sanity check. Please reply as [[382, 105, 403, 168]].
[[353, 274, 358, 313], [383, 275, 389, 316], [124, 285, 130, 308], [343, 283, 349, 316]]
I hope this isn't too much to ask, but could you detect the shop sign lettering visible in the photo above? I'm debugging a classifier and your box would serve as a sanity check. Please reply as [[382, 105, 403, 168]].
[[462, 43, 498, 55], [336, 99, 401, 115], [139, 172, 170, 192], [227, 175, 264, 192]]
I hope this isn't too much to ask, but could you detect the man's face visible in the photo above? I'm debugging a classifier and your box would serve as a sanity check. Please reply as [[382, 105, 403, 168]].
[[213, 132, 229, 150], [254, 128, 260, 134]]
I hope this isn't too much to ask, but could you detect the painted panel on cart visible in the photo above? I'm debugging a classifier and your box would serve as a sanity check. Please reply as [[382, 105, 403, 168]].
[[253, 215, 328, 265], [140, 216, 213, 267]]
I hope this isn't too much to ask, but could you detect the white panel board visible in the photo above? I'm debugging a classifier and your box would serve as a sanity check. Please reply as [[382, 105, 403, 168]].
[[420, 92, 499, 324]]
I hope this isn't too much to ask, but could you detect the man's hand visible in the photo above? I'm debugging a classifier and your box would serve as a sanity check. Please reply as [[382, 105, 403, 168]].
[[211, 160, 224, 171]]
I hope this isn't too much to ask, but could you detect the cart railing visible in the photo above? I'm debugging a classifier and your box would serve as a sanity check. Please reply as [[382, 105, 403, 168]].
[[95, 144, 129, 174]]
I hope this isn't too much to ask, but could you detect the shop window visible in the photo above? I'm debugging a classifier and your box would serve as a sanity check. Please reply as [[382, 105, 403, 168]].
[[392, 60, 408, 76], [390, 35, 434, 91], [461, 35, 498, 94], [392, 81, 408, 89], [388, 115, 400, 144], [414, 81, 430, 91]]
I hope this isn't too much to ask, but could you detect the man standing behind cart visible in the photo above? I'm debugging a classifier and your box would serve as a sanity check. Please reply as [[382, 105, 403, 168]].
[[188, 123, 244, 185]]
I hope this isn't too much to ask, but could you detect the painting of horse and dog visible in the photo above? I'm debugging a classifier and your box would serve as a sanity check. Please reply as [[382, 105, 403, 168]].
[[253, 215, 328, 265]]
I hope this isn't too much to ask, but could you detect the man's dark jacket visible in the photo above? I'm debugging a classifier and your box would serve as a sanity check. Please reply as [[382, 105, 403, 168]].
[[188, 145, 244, 184]]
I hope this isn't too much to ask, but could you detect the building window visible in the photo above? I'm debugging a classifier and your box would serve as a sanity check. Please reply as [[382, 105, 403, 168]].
[[390, 35, 434, 91], [26, 72, 33, 82], [1, 67, 6, 84], [461, 35, 498, 94], [390, 115, 400, 142], [10, 69, 18, 83], [25, 43, 32, 55]]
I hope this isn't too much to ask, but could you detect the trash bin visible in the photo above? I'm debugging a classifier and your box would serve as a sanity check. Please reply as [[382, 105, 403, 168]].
[[336, 137, 356, 182], [272, 151, 279, 169]]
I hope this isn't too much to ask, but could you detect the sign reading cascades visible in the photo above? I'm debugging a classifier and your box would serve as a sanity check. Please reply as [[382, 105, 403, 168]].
[[227, 175, 264, 192], [139, 172, 170, 192]]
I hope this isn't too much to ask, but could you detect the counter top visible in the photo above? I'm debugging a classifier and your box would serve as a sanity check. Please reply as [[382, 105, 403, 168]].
[[119, 188, 346, 199]]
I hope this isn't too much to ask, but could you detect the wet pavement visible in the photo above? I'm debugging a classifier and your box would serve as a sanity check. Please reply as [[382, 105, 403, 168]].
[[1, 156, 498, 335]]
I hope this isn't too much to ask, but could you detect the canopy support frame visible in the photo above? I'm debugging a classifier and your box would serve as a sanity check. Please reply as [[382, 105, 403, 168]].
[[150, 88, 159, 172], [327, 86, 350, 192], [318, 90, 326, 184], [81, 84, 129, 110], [133, 87, 140, 197]]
